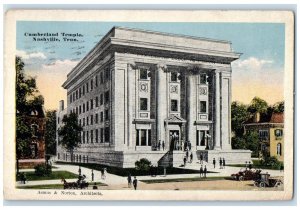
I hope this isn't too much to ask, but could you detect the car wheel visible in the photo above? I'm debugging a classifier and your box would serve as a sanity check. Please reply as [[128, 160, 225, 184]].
[[239, 176, 244, 181], [260, 182, 266, 188]]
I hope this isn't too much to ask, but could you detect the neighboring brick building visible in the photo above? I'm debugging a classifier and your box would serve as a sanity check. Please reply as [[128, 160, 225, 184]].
[[57, 27, 251, 167], [244, 112, 284, 161]]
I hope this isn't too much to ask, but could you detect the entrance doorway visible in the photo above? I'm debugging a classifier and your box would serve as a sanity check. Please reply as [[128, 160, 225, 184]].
[[169, 130, 180, 151]]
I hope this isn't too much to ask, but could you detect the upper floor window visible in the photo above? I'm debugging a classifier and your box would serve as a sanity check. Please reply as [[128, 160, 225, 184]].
[[171, 72, 178, 82], [277, 143, 282, 156], [82, 85, 85, 95], [275, 129, 283, 138], [200, 101, 207, 113], [140, 98, 148, 111], [140, 69, 148, 80], [105, 68, 110, 80], [105, 109, 109, 121], [90, 99, 94, 110], [86, 101, 89, 111], [95, 75, 98, 87], [100, 71, 104, 84], [100, 94, 104, 105], [200, 74, 207, 84], [86, 83, 89, 93], [96, 97, 99, 107], [90, 79, 93, 91], [259, 130, 269, 139], [105, 91, 110, 104], [171, 99, 178, 112]]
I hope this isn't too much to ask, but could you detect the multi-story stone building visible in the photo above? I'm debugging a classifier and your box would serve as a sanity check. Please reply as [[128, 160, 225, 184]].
[[56, 27, 251, 167]]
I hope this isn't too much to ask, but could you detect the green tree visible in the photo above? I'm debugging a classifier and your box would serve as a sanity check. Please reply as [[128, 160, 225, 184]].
[[16, 56, 44, 165], [231, 136, 247, 150], [244, 131, 260, 157], [231, 101, 250, 137], [58, 112, 83, 162], [45, 110, 57, 155], [135, 158, 152, 171], [247, 97, 269, 114], [272, 101, 284, 113]]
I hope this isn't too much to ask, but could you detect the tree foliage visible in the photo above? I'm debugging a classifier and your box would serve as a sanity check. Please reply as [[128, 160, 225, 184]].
[[231, 101, 250, 137], [135, 158, 152, 171], [272, 101, 284, 113], [45, 110, 57, 155], [15, 56, 44, 159], [247, 97, 269, 114], [57, 112, 83, 162]]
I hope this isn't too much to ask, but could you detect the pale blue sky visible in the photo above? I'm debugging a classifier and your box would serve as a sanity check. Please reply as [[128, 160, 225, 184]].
[[16, 21, 285, 109]]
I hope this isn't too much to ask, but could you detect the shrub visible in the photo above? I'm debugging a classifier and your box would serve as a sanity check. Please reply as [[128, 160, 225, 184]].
[[135, 158, 152, 172], [34, 163, 52, 176], [261, 156, 282, 170]]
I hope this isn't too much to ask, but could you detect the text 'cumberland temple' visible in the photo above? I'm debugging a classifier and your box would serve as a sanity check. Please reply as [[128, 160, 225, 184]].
[[56, 27, 251, 167]]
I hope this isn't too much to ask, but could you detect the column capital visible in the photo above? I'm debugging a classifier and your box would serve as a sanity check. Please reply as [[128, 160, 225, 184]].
[[156, 63, 168, 71], [127, 62, 137, 69]]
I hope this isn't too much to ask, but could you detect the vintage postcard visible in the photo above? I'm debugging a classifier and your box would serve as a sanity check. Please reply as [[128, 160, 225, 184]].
[[3, 10, 294, 200]]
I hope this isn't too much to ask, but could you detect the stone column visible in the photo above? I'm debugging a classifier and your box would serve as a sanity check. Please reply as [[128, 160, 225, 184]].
[[214, 71, 221, 150], [127, 63, 135, 149], [187, 73, 195, 150], [156, 64, 167, 147]]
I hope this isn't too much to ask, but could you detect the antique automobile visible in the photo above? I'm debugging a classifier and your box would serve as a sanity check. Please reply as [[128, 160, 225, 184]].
[[254, 173, 283, 188], [231, 168, 262, 181]]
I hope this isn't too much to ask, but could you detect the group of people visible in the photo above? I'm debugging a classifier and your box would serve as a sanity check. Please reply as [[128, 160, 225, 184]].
[[199, 165, 208, 177], [127, 174, 138, 190], [245, 161, 253, 170], [157, 140, 165, 151], [212, 157, 226, 169], [183, 150, 193, 166]]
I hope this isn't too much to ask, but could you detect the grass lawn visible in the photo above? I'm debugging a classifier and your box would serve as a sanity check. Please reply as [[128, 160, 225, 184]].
[[17, 182, 107, 189], [17, 171, 78, 181], [140, 176, 231, 184], [56, 161, 214, 177]]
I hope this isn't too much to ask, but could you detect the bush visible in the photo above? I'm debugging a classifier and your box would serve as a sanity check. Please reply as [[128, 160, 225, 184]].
[[261, 156, 283, 170], [34, 164, 52, 176], [135, 158, 152, 172]]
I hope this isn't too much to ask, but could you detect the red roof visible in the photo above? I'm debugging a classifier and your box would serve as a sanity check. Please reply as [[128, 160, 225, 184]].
[[269, 113, 284, 123]]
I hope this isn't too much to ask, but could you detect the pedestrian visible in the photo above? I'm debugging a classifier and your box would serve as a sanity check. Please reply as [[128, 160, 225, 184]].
[[245, 161, 248, 169], [190, 152, 193, 163], [200, 165, 203, 177], [91, 169, 94, 181], [162, 141, 165, 151], [188, 141, 191, 150], [133, 176, 138, 190], [93, 182, 98, 190], [186, 150, 189, 158], [204, 165, 207, 178], [200, 154, 203, 164], [249, 162, 252, 170], [219, 158, 222, 169], [183, 156, 187, 167], [78, 166, 82, 176], [127, 173, 132, 188], [223, 158, 226, 169], [213, 158, 216, 169], [158, 140, 161, 151]]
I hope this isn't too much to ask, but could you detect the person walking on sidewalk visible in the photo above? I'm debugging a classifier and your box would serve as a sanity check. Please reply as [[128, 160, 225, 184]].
[[213, 158, 216, 169], [91, 169, 94, 181], [162, 141, 165, 151], [204, 165, 207, 178], [219, 158, 223, 169], [200, 154, 203, 164], [200, 165, 203, 178], [183, 156, 187, 167], [190, 152, 193, 163], [133, 176, 138, 190], [223, 158, 226, 169], [127, 173, 132, 188]]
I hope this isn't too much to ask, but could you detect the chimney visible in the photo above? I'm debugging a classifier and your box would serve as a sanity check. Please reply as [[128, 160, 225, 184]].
[[59, 100, 64, 111], [254, 112, 260, 123]]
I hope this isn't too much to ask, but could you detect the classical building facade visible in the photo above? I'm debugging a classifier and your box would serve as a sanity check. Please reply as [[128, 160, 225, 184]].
[[56, 27, 251, 167]]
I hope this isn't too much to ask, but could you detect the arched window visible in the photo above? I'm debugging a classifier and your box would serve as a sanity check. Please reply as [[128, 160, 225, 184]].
[[277, 143, 282, 156], [31, 124, 39, 137]]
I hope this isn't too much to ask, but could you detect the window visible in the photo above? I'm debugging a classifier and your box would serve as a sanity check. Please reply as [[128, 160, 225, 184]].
[[83, 85, 85, 95], [200, 101, 207, 113], [105, 91, 109, 104], [100, 112, 103, 122], [91, 130, 93, 143], [100, 128, 104, 143], [95, 75, 98, 87], [76, 107, 78, 115], [83, 103, 85, 113], [136, 129, 151, 146], [196, 131, 206, 146], [100, 94, 104, 105], [79, 119, 81, 126], [79, 88, 82, 98], [90, 79, 93, 90], [171, 100, 178, 112], [57, 117, 60, 124], [70, 94, 72, 103], [105, 68, 110, 80], [86, 101, 89, 111], [140, 69, 148, 80], [79, 105, 82, 114], [83, 118, 85, 126], [171, 72, 177, 82], [105, 127, 110, 142], [90, 115, 93, 125], [140, 98, 148, 110], [95, 129, 99, 143], [96, 96, 99, 107], [90, 99, 93, 109], [105, 109, 109, 120], [100, 72, 104, 84], [200, 74, 207, 84], [95, 114, 99, 124], [86, 83, 89, 93], [259, 130, 269, 139], [277, 143, 282, 156], [86, 131, 89, 143], [87, 116, 89, 125], [275, 129, 283, 138], [76, 90, 78, 100]]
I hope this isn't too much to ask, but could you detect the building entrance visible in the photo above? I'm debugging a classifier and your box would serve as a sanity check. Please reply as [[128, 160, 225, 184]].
[[169, 130, 180, 151]]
